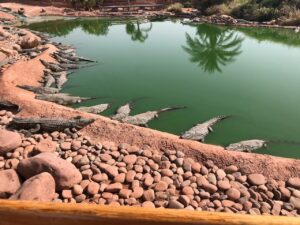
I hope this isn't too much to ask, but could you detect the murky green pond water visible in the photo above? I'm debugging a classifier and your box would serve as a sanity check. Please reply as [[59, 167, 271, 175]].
[[28, 18, 300, 159]]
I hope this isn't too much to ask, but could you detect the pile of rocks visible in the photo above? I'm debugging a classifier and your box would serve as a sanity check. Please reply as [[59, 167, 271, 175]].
[[1, 110, 300, 216]]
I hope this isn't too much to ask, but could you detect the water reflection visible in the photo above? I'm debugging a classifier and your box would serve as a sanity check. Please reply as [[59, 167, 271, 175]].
[[126, 21, 153, 43], [183, 24, 244, 73]]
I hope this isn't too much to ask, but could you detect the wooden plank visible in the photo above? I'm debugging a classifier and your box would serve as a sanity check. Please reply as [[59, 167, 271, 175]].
[[0, 200, 300, 225]]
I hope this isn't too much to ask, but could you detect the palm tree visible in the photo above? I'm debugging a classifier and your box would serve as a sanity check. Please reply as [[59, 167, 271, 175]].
[[183, 24, 244, 73], [126, 21, 153, 43]]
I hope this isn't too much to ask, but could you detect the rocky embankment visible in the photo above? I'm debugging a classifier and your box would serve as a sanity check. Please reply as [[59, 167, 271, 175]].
[[1, 112, 300, 216]]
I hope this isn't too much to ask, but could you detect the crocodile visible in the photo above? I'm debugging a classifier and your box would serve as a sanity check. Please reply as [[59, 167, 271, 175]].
[[55, 73, 68, 89], [111, 97, 148, 121], [0, 100, 21, 112], [77, 103, 110, 114], [17, 85, 59, 94], [226, 139, 267, 152], [54, 52, 97, 63], [181, 115, 229, 142], [40, 59, 64, 72], [111, 102, 132, 121], [44, 70, 73, 77], [51, 53, 74, 64], [44, 74, 55, 88], [121, 106, 186, 127], [8, 116, 94, 134], [36, 93, 93, 105]]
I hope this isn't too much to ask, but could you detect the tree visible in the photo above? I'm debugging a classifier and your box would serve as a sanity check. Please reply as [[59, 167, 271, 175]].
[[125, 21, 153, 43], [183, 24, 244, 73]]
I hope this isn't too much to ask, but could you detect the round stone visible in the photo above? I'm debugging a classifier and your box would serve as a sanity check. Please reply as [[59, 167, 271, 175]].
[[182, 186, 194, 195], [123, 155, 137, 164], [131, 186, 143, 199], [87, 182, 99, 195], [155, 181, 168, 192], [217, 180, 231, 190], [226, 188, 240, 201], [73, 184, 83, 195], [287, 177, 300, 189], [143, 189, 155, 201], [248, 174, 266, 186], [142, 201, 155, 208]]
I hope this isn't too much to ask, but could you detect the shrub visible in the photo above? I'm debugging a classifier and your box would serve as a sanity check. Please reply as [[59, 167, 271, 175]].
[[167, 3, 184, 13]]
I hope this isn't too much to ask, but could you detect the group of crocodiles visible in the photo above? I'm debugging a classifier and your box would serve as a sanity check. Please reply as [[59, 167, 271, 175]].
[[2, 31, 267, 153]]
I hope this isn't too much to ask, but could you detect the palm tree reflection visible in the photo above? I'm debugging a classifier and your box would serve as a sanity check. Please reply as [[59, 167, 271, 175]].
[[183, 24, 244, 73], [126, 21, 153, 43]]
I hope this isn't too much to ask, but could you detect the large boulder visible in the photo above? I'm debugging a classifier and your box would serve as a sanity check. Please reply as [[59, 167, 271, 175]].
[[0, 169, 21, 198], [10, 172, 55, 202], [0, 129, 22, 155], [17, 152, 82, 190], [18, 30, 41, 49]]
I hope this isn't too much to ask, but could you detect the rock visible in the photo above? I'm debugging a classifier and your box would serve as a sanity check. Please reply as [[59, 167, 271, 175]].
[[226, 188, 240, 201], [248, 174, 266, 186], [18, 31, 41, 49], [119, 189, 131, 199], [0, 169, 21, 198], [143, 189, 155, 201], [168, 199, 184, 209], [10, 172, 55, 202], [142, 201, 155, 208], [287, 178, 300, 189], [222, 200, 235, 207], [17, 153, 82, 190], [126, 170, 136, 183], [202, 183, 218, 194], [217, 180, 231, 190], [123, 155, 137, 164], [33, 139, 56, 154], [104, 165, 119, 178], [131, 187, 144, 198], [182, 186, 194, 195], [105, 183, 122, 193], [290, 196, 300, 210], [154, 181, 168, 192], [60, 142, 71, 150], [62, 190, 72, 199], [225, 165, 238, 173], [87, 182, 99, 195], [0, 129, 22, 155], [73, 184, 83, 195]]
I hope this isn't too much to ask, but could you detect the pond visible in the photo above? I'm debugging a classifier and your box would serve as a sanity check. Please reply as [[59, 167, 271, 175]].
[[27, 18, 300, 159]]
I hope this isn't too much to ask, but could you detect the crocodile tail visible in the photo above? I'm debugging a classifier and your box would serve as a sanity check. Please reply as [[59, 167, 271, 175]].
[[158, 106, 187, 113], [217, 115, 230, 120], [128, 97, 149, 109]]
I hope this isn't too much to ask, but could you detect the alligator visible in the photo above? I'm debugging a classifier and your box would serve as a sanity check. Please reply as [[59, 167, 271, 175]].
[[44, 70, 73, 77], [51, 53, 74, 64], [54, 52, 96, 63], [181, 115, 229, 142], [226, 139, 267, 152], [17, 85, 59, 94], [77, 103, 110, 114], [44, 74, 55, 88], [40, 59, 64, 72], [19, 47, 48, 54], [36, 93, 93, 105], [8, 116, 95, 134], [55, 73, 68, 89], [0, 100, 21, 112], [121, 106, 186, 127], [111, 102, 132, 121]]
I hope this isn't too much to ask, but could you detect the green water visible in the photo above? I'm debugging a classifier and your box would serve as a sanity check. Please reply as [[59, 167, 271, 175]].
[[28, 18, 300, 159]]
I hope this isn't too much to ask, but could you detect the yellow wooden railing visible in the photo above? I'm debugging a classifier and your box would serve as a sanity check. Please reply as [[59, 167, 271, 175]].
[[0, 200, 300, 225]]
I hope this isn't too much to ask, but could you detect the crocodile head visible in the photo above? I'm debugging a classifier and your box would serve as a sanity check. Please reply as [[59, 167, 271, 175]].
[[72, 116, 95, 129]]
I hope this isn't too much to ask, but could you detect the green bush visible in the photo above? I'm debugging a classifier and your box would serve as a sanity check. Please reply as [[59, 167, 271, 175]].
[[167, 3, 184, 13]]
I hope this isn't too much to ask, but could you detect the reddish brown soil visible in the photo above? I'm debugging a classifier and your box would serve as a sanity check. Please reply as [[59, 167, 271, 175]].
[[1, 39, 300, 182]]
